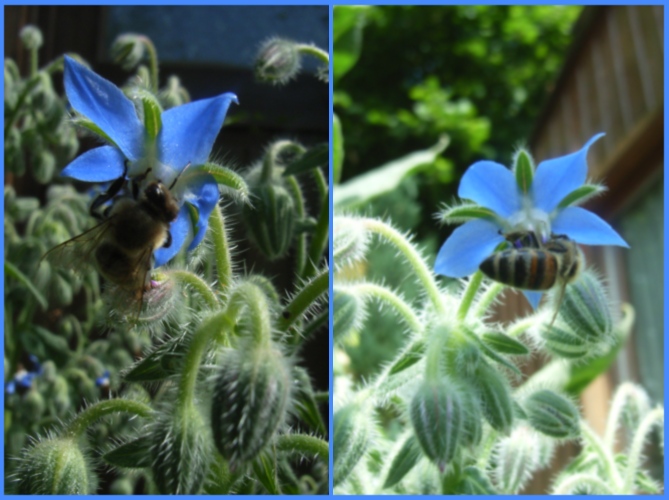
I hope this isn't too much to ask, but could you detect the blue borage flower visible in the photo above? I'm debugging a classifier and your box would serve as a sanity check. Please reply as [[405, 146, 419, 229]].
[[435, 133, 629, 309], [60, 56, 238, 266]]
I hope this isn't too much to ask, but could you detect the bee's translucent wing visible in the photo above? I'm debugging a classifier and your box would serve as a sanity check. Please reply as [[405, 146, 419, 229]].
[[39, 217, 116, 275]]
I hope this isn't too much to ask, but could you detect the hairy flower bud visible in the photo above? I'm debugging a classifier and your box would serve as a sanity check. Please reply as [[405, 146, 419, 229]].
[[19, 25, 43, 51], [243, 183, 296, 260], [255, 37, 301, 85], [524, 390, 580, 439], [333, 287, 366, 343], [110, 34, 145, 70], [333, 216, 369, 270], [410, 378, 464, 471], [150, 403, 209, 494], [211, 342, 292, 464], [494, 425, 544, 494], [16, 438, 92, 494], [475, 362, 513, 434], [334, 401, 372, 486], [32, 149, 56, 184], [557, 270, 612, 344]]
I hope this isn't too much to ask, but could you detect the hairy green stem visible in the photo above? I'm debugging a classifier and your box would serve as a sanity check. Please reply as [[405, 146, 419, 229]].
[[506, 317, 537, 338], [304, 168, 329, 280], [296, 44, 329, 64], [361, 218, 444, 314], [623, 407, 664, 493], [261, 140, 305, 183], [285, 175, 307, 278], [278, 268, 328, 332], [604, 382, 647, 450], [209, 204, 232, 290], [168, 269, 219, 309], [580, 422, 622, 491], [29, 47, 38, 78], [64, 399, 153, 438], [275, 434, 329, 461], [553, 473, 615, 495], [177, 311, 229, 411], [352, 283, 421, 332], [473, 282, 504, 318], [138, 35, 159, 93], [457, 271, 484, 321]]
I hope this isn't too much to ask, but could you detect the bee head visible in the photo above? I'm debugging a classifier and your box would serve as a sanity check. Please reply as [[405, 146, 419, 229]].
[[142, 182, 180, 223]]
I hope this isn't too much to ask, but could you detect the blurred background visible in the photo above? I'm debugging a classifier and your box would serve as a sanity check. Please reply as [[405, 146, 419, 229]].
[[334, 5, 663, 492]]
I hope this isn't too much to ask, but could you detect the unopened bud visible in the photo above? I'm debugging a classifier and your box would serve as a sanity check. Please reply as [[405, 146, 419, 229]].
[[16, 438, 91, 494], [557, 271, 612, 344], [333, 287, 366, 343], [110, 34, 145, 70], [19, 25, 43, 51], [255, 37, 300, 86], [333, 216, 369, 269], [211, 342, 292, 464], [334, 401, 372, 486], [524, 390, 580, 439], [410, 378, 464, 471], [150, 404, 208, 494]]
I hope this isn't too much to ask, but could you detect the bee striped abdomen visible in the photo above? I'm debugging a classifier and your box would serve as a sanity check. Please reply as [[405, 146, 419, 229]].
[[480, 249, 558, 291]]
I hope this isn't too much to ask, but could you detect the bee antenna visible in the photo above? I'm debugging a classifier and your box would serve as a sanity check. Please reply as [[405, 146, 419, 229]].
[[169, 162, 192, 190]]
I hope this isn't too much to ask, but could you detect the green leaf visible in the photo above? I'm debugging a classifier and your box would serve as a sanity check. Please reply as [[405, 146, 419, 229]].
[[333, 6, 370, 82], [334, 137, 449, 209], [388, 340, 425, 376], [282, 143, 328, 176], [135, 89, 163, 139], [71, 117, 118, 147], [482, 332, 529, 355], [124, 334, 189, 382], [252, 451, 280, 494], [383, 434, 422, 489], [103, 436, 153, 468], [462, 466, 497, 494], [333, 114, 344, 184], [293, 367, 326, 434], [5, 261, 47, 310], [513, 149, 534, 193], [557, 184, 607, 209]]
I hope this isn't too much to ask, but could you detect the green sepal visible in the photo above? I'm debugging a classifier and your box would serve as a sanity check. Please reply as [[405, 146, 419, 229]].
[[462, 328, 521, 376], [513, 149, 534, 193], [282, 143, 328, 176], [185, 201, 200, 228], [133, 88, 163, 139], [192, 163, 250, 202], [439, 203, 499, 224], [383, 434, 422, 489], [482, 332, 529, 355], [557, 184, 606, 209], [103, 436, 153, 468], [71, 117, 118, 147]]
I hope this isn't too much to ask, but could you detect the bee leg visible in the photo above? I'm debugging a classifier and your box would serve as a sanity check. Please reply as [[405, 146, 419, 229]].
[[90, 160, 129, 219], [548, 281, 568, 327], [162, 231, 172, 249], [131, 167, 154, 199]]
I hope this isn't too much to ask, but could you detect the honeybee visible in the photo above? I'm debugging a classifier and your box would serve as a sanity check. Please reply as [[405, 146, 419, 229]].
[[40, 163, 183, 317], [479, 231, 584, 324]]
